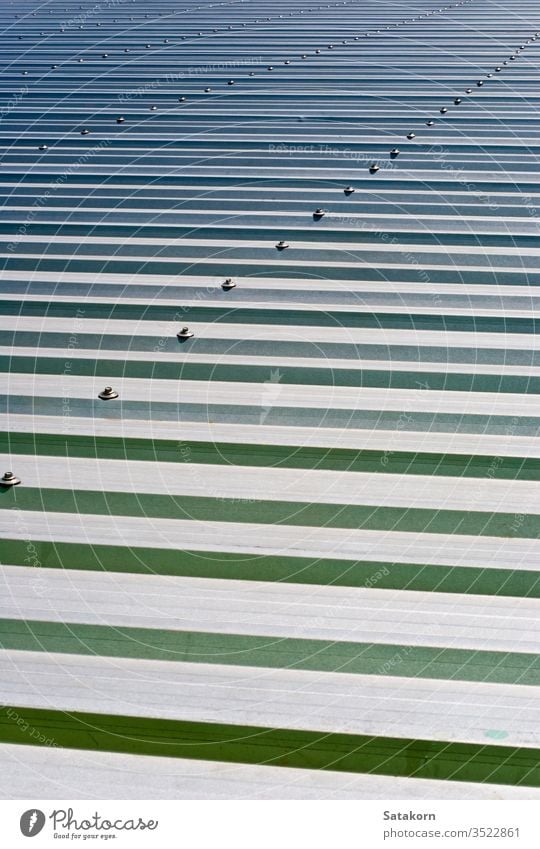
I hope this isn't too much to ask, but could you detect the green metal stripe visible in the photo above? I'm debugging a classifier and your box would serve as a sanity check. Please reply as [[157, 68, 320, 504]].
[[2, 488, 538, 539], [1, 705, 538, 786], [1, 300, 538, 334], [3, 355, 539, 394], [2, 431, 538, 479], [1, 619, 539, 686], [2, 539, 538, 597]]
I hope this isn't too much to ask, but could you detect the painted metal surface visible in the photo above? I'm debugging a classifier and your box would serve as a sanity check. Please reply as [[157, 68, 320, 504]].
[[0, 0, 540, 797]]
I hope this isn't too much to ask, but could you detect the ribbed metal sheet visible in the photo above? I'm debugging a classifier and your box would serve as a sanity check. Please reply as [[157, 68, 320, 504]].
[[1, 0, 540, 798]]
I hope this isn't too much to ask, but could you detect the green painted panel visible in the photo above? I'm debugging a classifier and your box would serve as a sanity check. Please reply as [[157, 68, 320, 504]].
[[0, 706, 538, 786], [2, 431, 538, 479], [1, 619, 539, 685], [3, 355, 539, 394], [2, 487, 539, 539], [0, 300, 537, 334], [1, 539, 538, 597]]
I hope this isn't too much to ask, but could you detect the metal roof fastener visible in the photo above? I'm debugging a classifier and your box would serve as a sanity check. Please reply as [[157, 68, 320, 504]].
[[1, 472, 21, 488], [98, 386, 119, 400], [369, 163, 380, 173], [177, 327, 194, 339], [276, 240, 289, 249], [440, 107, 448, 113], [476, 80, 484, 86], [222, 278, 236, 289], [426, 120, 434, 126], [313, 208, 325, 218], [465, 87, 472, 93], [80, 128, 90, 134], [406, 132, 415, 139], [390, 148, 400, 156], [344, 186, 355, 194], [116, 117, 125, 123], [228, 79, 235, 84]]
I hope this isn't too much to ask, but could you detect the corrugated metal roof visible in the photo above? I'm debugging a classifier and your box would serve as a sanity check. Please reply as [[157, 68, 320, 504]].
[[1, 0, 540, 799]]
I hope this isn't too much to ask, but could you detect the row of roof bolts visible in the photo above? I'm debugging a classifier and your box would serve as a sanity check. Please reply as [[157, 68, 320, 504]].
[[37, 25, 535, 169], [17, 0, 474, 52], [27, 0, 473, 89], [0, 8, 519, 494], [269, 21, 539, 233], [279, 30, 540, 222], [27, 0, 474, 146]]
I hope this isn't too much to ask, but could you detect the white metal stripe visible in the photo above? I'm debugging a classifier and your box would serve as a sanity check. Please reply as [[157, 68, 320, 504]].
[[2, 565, 539, 654], [1, 650, 538, 747]]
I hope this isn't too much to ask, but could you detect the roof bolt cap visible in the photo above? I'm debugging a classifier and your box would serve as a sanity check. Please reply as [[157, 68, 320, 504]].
[[276, 240, 289, 249], [1, 471, 20, 487], [98, 386, 119, 400], [177, 327, 194, 339], [222, 278, 236, 289]]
